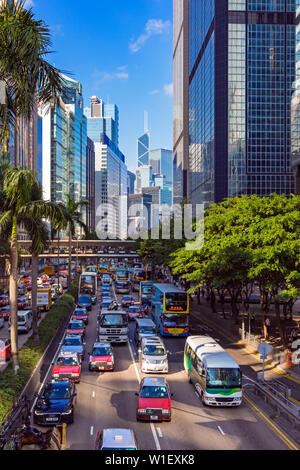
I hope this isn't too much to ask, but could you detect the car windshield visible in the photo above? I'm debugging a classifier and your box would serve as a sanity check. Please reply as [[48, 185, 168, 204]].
[[64, 337, 81, 346], [123, 297, 132, 301], [92, 347, 112, 356], [129, 307, 141, 312], [143, 345, 166, 356], [79, 297, 91, 303], [140, 385, 169, 399], [101, 315, 127, 327], [74, 311, 86, 316], [68, 322, 83, 329], [140, 326, 156, 335], [56, 357, 79, 366], [206, 368, 242, 389], [41, 385, 71, 400]]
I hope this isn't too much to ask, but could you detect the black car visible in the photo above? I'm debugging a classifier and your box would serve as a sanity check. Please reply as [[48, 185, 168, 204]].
[[33, 381, 77, 426]]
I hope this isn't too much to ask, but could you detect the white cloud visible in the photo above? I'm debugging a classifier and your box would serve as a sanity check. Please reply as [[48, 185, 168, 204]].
[[149, 89, 160, 95], [92, 68, 129, 85], [129, 19, 171, 53], [50, 24, 64, 36], [164, 83, 173, 97]]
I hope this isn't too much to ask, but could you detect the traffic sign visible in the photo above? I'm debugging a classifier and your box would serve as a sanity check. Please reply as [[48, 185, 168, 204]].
[[258, 342, 271, 357]]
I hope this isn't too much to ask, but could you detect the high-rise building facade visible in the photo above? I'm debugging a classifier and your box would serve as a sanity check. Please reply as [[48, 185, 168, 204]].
[[137, 131, 150, 167], [94, 134, 128, 239], [86, 96, 119, 147], [291, 3, 300, 195], [176, 1, 296, 207], [127, 171, 136, 195], [173, 0, 189, 205], [149, 148, 173, 190], [40, 74, 87, 230], [86, 137, 95, 232]]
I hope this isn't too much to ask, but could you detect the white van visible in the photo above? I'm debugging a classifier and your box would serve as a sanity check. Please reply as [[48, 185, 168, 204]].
[[139, 336, 168, 373], [184, 336, 242, 406], [9, 310, 33, 334]]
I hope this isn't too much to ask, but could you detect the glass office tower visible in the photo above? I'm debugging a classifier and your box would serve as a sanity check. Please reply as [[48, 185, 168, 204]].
[[173, 0, 190, 205], [86, 96, 119, 147], [186, 0, 296, 207], [137, 132, 150, 167]]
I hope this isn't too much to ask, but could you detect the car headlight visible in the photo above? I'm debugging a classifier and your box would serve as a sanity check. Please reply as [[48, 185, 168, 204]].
[[162, 409, 170, 415], [107, 362, 113, 366], [62, 408, 73, 415], [34, 410, 44, 415], [71, 373, 79, 377], [53, 374, 59, 377], [138, 409, 147, 414]]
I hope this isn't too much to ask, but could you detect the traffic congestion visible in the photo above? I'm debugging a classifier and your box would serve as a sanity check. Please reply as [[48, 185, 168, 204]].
[[1, 259, 295, 451]]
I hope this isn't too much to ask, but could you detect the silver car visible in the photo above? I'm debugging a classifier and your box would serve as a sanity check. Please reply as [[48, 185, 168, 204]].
[[139, 336, 168, 373], [95, 428, 139, 450]]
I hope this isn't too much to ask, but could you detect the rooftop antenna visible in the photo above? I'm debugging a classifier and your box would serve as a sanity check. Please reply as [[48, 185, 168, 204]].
[[144, 110, 149, 133]]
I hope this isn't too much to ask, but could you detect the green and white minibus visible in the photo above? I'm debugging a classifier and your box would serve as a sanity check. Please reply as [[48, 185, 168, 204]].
[[184, 336, 242, 406]]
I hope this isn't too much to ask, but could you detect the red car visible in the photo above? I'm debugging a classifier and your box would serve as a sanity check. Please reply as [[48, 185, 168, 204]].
[[136, 377, 172, 422], [0, 338, 11, 362], [128, 304, 143, 320], [26, 283, 32, 292], [89, 342, 114, 371], [66, 320, 85, 338], [0, 306, 11, 321], [24, 277, 31, 285], [17, 297, 29, 310], [0, 295, 9, 307], [72, 308, 89, 325], [51, 351, 81, 383]]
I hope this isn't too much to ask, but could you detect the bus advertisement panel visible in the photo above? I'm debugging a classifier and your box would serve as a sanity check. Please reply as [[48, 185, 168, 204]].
[[184, 336, 242, 406], [151, 284, 189, 337]]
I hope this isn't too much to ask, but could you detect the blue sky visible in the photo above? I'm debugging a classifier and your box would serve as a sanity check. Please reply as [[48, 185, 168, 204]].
[[28, 0, 173, 172]]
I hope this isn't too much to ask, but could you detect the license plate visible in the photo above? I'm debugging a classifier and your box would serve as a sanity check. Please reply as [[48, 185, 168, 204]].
[[46, 417, 58, 422], [150, 415, 158, 420], [98, 367, 104, 370]]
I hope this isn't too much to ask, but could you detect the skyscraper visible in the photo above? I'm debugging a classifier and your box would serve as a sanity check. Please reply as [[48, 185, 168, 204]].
[[173, 0, 189, 205], [86, 96, 119, 147], [175, 1, 296, 208], [39, 74, 87, 230], [137, 131, 150, 167], [149, 148, 173, 190]]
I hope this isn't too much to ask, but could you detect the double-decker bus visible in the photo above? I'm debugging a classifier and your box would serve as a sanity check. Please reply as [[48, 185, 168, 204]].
[[79, 273, 97, 304], [131, 269, 147, 292], [115, 268, 130, 294], [151, 284, 189, 337]]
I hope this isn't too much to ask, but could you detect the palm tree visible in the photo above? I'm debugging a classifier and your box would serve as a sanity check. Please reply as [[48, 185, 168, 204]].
[[60, 195, 89, 292], [0, 0, 64, 157], [0, 166, 66, 372], [24, 183, 67, 341]]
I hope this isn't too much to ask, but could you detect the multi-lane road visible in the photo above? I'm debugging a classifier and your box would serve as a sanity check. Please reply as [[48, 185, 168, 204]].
[[29, 281, 300, 451]]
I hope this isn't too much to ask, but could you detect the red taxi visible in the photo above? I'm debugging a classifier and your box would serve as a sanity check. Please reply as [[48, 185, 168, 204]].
[[136, 377, 172, 422], [0, 338, 11, 362], [128, 304, 143, 321], [89, 342, 114, 372], [0, 295, 9, 307], [66, 320, 85, 338], [0, 306, 11, 321], [17, 297, 29, 310], [51, 351, 81, 383], [72, 308, 89, 325]]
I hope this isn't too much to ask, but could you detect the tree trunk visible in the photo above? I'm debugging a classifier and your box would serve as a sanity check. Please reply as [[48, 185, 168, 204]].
[[10, 217, 19, 373], [31, 253, 39, 341], [210, 290, 216, 313], [274, 300, 286, 348], [260, 292, 267, 339], [68, 228, 72, 292]]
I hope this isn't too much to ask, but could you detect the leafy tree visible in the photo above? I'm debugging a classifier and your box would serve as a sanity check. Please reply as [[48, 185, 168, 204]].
[[171, 194, 300, 345]]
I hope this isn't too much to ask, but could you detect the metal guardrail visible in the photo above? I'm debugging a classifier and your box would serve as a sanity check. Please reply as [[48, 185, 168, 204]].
[[247, 380, 300, 428]]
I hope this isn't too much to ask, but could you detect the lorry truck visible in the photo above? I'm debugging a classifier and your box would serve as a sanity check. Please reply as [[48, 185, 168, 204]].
[[98, 309, 128, 344], [37, 288, 52, 311]]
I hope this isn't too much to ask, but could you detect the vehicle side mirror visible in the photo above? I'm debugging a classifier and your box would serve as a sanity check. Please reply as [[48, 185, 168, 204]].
[[171, 393, 174, 397], [135, 392, 139, 396]]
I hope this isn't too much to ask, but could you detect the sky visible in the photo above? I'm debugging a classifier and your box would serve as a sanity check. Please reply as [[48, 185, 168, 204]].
[[28, 0, 173, 172]]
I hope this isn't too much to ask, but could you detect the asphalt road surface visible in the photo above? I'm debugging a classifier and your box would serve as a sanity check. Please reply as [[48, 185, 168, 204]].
[[29, 280, 298, 451]]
